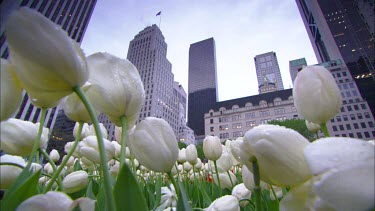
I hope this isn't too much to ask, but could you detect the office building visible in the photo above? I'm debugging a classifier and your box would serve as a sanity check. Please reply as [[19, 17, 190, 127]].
[[296, 0, 375, 116], [188, 38, 218, 140], [0, 0, 97, 145], [254, 52, 284, 93], [204, 89, 299, 141], [125, 24, 187, 137]]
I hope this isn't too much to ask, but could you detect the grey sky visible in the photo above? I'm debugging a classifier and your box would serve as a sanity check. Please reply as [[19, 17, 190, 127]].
[[81, 0, 318, 101]]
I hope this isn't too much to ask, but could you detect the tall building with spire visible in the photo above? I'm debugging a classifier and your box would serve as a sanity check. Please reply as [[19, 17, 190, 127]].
[[0, 0, 97, 148], [295, 0, 375, 116], [188, 38, 218, 140]]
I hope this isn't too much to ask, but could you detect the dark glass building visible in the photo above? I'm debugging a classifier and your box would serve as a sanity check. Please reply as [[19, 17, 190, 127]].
[[187, 38, 218, 139], [296, 0, 375, 115], [0, 0, 97, 146]]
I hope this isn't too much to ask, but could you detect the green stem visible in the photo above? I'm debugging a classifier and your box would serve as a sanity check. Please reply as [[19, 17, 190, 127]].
[[167, 171, 180, 199], [321, 122, 330, 137], [73, 86, 115, 211], [239, 198, 256, 209], [270, 185, 280, 204], [252, 157, 261, 211], [45, 121, 83, 192], [39, 148, 63, 191], [26, 108, 47, 168], [213, 160, 222, 195], [120, 115, 128, 169], [226, 170, 234, 188]]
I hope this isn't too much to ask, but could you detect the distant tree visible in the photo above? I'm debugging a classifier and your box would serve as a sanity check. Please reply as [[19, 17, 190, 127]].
[[195, 143, 205, 161], [178, 141, 187, 149], [267, 119, 316, 142]]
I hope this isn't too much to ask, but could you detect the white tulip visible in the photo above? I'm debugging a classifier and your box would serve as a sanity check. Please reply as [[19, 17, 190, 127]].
[[63, 155, 75, 167], [70, 197, 96, 211], [205, 195, 239, 211], [49, 149, 60, 162], [111, 141, 121, 158], [64, 141, 82, 158], [213, 145, 233, 173], [230, 137, 253, 169], [0, 59, 22, 121], [73, 122, 90, 140], [128, 117, 178, 173], [0, 118, 49, 156], [183, 162, 192, 172], [213, 171, 237, 189], [293, 65, 342, 124], [79, 136, 115, 164], [194, 158, 202, 170], [305, 120, 321, 133], [242, 124, 311, 187], [0, 155, 25, 189], [30, 163, 42, 173], [241, 165, 268, 192], [16, 191, 73, 210], [203, 136, 222, 161], [232, 183, 252, 207], [186, 144, 198, 165], [88, 123, 108, 139], [86, 52, 145, 127], [177, 148, 186, 163], [5, 8, 88, 108], [62, 170, 89, 193], [157, 185, 177, 210], [62, 83, 95, 123]]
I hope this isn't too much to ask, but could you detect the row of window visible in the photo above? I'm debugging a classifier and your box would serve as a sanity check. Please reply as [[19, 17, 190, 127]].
[[332, 112, 371, 122], [214, 107, 293, 123], [334, 131, 375, 139], [332, 121, 374, 132], [218, 131, 244, 139]]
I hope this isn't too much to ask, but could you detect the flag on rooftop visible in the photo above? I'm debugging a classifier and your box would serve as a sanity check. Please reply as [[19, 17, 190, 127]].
[[156, 11, 161, 16]]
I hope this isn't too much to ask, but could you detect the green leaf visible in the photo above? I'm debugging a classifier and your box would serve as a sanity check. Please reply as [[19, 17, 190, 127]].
[[86, 179, 99, 200], [113, 164, 147, 211], [153, 175, 162, 210], [177, 181, 192, 211], [199, 185, 212, 207], [95, 185, 106, 211], [0, 169, 41, 210], [73, 160, 82, 171]]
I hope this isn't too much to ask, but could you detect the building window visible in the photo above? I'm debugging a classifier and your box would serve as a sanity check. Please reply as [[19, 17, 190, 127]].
[[360, 122, 367, 128], [346, 124, 351, 130], [357, 113, 363, 119], [245, 112, 255, 119], [364, 132, 370, 138], [364, 112, 370, 118], [343, 115, 348, 121], [219, 125, 228, 131], [350, 114, 356, 120], [336, 116, 342, 122], [357, 132, 363, 138], [210, 119, 214, 124], [233, 131, 243, 138], [347, 105, 352, 111], [210, 127, 214, 132], [332, 125, 338, 131], [232, 115, 241, 121], [232, 123, 242, 129], [339, 125, 344, 131], [246, 121, 256, 127], [353, 123, 359, 129]]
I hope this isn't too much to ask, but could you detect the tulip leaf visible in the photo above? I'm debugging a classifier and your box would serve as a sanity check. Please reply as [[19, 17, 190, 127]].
[[86, 179, 99, 199], [113, 164, 147, 211], [177, 181, 192, 211], [0, 169, 41, 210], [73, 160, 82, 171], [153, 175, 162, 210], [199, 186, 212, 207], [95, 185, 107, 211]]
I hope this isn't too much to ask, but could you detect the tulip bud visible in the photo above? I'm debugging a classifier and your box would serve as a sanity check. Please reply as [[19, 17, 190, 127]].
[[293, 65, 342, 124], [79, 136, 115, 164], [86, 52, 145, 127], [30, 162, 42, 173], [183, 162, 192, 172], [1, 118, 49, 156], [205, 195, 240, 211], [269, 185, 283, 200], [5, 8, 88, 108], [62, 170, 89, 193], [305, 120, 320, 133], [112, 141, 121, 158], [194, 158, 202, 170], [49, 149, 60, 162], [17, 191, 74, 210], [185, 144, 198, 165], [88, 123, 108, 139], [128, 117, 178, 173], [177, 148, 186, 163], [230, 137, 253, 169], [213, 145, 233, 173], [1, 59, 22, 121], [70, 197, 96, 211], [243, 125, 311, 187], [232, 183, 252, 207], [213, 171, 237, 189], [73, 122, 90, 140], [62, 83, 95, 123], [43, 163, 54, 175], [63, 155, 75, 167], [64, 141, 82, 158], [0, 155, 26, 189], [203, 135, 222, 161]]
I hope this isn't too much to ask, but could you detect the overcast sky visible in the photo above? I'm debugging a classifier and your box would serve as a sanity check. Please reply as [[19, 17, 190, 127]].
[[81, 0, 318, 101]]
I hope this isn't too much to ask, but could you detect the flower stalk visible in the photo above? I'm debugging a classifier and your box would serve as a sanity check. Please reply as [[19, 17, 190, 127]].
[[26, 108, 47, 168], [213, 160, 222, 195], [321, 123, 330, 137], [120, 115, 128, 168], [39, 148, 63, 191], [73, 86, 115, 211], [251, 157, 261, 211]]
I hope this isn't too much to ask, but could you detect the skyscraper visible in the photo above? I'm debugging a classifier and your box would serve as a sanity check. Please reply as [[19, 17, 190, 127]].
[[188, 38, 218, 139], [296, 0, 375, 115], [289, 58, 307, 83], [0, 0, 97, 146], [254, 52, 284, 93], [126, 24, 187, 137]]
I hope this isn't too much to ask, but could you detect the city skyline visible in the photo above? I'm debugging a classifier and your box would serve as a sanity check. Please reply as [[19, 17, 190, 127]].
[[81, 0, 318, 101]]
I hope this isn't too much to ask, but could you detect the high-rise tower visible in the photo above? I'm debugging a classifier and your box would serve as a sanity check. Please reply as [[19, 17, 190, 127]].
[[187, 38, 218, 140], [254, 51, 284, 94], [126, 24, 183, 136], [295, 0, 375, 115], [0, 0, 97, 147]]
